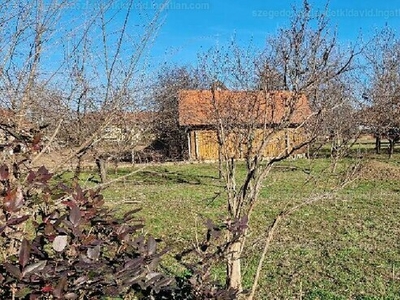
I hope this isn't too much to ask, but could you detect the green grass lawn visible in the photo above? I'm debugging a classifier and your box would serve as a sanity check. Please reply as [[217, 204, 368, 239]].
[[90, 151, 400, 299]]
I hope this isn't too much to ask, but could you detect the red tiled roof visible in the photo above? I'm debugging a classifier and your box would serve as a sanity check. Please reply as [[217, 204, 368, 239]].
[[178, 90, 312, 127]]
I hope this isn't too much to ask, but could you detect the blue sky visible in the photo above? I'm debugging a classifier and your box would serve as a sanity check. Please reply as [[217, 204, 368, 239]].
[[147, 0, 400, 66]]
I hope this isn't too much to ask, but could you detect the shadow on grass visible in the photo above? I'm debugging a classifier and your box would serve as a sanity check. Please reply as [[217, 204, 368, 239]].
[[122, 169, 220, 186]]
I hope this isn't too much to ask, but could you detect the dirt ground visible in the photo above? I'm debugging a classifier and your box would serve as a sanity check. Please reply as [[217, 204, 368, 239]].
[[359, 159, 400, 181], [32, 148, 96, 171]]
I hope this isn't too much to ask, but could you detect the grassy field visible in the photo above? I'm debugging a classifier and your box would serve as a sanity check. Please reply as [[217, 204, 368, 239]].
[[84, 146, 400, 299]]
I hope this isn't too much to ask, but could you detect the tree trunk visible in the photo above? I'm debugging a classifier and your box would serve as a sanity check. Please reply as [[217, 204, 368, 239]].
[[375, 136, 381, 154], [218, 147, 222, 179], [389, 139, 395, 159], [74, 156, 82, 180], [330, 138, 338, 159], [113, 157, 118, 175], [95, 157, 107, 183], [131, 149, 135, 165], [226, 240, 243, 292]]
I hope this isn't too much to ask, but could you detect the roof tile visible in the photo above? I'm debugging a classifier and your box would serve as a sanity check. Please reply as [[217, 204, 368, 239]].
[[178, 90, 312, 126]]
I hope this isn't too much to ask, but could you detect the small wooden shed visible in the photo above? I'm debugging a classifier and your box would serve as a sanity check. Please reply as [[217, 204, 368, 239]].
[[178, 90, 312, 161]]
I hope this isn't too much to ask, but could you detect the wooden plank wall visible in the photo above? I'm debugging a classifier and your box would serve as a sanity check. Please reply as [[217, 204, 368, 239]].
[[188, 128, 307, 161]]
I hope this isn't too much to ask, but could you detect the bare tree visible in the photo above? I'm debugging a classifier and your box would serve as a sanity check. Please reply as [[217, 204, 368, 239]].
[[152, 66, 206, 160], [0, 0, 167, 181], [56, 1, 166, 179], [363, 26, 400, 157], [190, 1, 361, 295], [316, 75, 363, 170], [0, 0, 70, 181]]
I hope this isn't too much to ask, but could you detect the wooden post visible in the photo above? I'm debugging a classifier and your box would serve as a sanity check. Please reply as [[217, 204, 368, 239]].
[[187, 130, 191, 160], [194, 131, 199, 160], [375, 135, 381, 154]]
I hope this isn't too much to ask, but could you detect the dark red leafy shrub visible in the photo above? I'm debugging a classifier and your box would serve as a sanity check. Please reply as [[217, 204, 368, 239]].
[[0, 163, 173, 299]]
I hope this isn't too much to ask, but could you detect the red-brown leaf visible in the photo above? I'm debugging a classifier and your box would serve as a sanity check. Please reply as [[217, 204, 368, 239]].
[[6, 215, 30, 226], [0, 164, 9, 180], [4, 262, 21, 279], [69, 204, 81, 227], [19, 238, 31, 268], [37, 166, 52, 182], [3, 189, 16, 212], [27, 170, 36, 183], [32, 133, 42, 146], [4, 188, 25, 212], [73, 185, 85, 202], [53, 276, 67, 298]]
